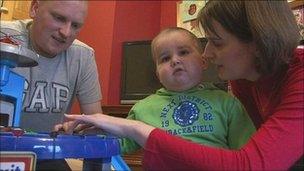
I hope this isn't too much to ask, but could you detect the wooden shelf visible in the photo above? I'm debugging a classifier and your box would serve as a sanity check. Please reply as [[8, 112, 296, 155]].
[[289, 0, 304, 9], [102, 105, 132, 118], [0, 1, 31, 21], [102, 105, 143, 171], [122, 150, 144, 171]]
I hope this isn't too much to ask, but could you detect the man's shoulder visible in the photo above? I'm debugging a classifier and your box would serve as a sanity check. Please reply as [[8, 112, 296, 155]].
[[64, 39, 95, 60], [0, 19, 31, 33], [70, 39, 94, 52]]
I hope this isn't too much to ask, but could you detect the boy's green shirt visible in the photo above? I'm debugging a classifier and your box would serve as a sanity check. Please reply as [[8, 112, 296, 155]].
[[120, 83, 255, 154]]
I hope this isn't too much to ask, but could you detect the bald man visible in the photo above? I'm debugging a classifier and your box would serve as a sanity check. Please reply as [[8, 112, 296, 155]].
[[1, 0, 102, 132]]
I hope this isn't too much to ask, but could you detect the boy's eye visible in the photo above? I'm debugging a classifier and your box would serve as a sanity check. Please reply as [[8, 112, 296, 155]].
[[159, 56, 170, 63], [179, 49, 190, 56]]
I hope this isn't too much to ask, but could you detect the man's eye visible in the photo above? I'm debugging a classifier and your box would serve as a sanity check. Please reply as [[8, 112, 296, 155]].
[[54, 15, 65, 22], [71, 23, 80, 30]]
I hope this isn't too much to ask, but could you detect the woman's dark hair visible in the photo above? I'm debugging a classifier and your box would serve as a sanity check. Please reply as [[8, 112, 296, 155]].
[[199, 1, 300, 75]]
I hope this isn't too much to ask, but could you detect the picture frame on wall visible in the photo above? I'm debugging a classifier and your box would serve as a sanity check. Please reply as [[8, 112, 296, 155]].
[[288, 0, 304, 44], [177, 0, 208, 38], [292, 6, 304, 43]]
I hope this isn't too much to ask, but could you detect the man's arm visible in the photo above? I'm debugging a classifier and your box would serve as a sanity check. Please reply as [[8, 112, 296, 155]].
[[76, 101, 103, 133], [80, 101, 102, 114], [54, 101, 102, 132]]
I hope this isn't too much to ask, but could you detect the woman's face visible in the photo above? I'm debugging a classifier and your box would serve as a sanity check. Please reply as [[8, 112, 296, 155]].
[[203, 20, 259, 81]]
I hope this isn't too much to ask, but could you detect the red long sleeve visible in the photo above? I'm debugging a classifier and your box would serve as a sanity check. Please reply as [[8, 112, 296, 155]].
[[142, 48, 304, 170]]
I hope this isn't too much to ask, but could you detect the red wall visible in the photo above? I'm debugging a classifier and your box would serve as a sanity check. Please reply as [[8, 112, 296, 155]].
[[73, 1, 177, 112], [160, 1, 178, 29], [108, 1, 162, 104]]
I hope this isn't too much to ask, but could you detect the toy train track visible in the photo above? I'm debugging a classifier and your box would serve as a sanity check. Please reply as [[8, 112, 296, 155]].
[[0, 129, 120, 160]]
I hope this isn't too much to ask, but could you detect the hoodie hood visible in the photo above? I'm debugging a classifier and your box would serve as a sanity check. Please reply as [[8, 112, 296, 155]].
[[156, 82, 220, 96]]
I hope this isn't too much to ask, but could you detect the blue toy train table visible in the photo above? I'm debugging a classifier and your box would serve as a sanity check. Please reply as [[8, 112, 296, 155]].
[[0, 130, 130, 170]]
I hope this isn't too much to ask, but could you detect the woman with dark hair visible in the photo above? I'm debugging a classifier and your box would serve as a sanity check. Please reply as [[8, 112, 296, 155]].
[[59, 1, 303, 170]]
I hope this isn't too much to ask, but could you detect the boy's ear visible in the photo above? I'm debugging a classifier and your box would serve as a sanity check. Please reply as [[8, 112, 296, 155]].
[[155, 69, 159, 79], [201, 54, 208, 70]]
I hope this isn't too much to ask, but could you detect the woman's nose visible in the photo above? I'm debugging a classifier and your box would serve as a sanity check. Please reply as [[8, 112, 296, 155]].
[[203, 44, 214, 60], [202, 51, 211, 60]]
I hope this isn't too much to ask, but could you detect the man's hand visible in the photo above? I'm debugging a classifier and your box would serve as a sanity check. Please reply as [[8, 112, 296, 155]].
[[53, 120, 78, 134], [53, 115, 101, 134], [63, 113, 155, 146]]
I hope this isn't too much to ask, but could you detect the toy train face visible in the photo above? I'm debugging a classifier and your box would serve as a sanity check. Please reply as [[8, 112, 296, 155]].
[[0, 101, 15, 127], [0, 111, 10, 127], [0, 42, 38, 128], [0, 67, 25, 127], [0, 58, 26, 128]]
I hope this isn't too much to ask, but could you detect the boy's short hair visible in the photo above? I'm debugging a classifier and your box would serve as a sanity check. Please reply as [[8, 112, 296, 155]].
[[151, 27, 203, 63]]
